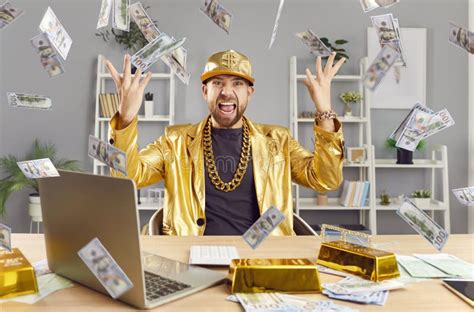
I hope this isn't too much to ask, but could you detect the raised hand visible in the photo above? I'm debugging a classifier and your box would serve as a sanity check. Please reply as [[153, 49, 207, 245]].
[[303, 52, 345, 113], [105, 54, 152, 129]]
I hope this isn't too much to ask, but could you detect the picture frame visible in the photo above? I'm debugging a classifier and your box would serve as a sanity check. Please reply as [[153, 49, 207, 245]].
[[346, 147, 367, 164]]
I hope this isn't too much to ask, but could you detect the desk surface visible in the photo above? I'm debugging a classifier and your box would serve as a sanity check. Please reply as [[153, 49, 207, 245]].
[[2, 234, 474, 311]]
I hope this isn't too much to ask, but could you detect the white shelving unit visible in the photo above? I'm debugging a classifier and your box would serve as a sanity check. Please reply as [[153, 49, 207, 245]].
[[94, 54, 175, 211], [290, 56, 376, 232]]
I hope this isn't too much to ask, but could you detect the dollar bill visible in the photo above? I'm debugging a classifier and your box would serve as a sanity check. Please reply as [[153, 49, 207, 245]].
[[97, 0, 112, 29], [396, 255, 452, 278], [129, 2, 160, 42], [39, 7, 72, 60], [295, 29, 332, 57], [389, 103, 433, 142], [113, 0, 130, 31], [78, 237, 133, 299], [363, 45, 400, 91], [371, 13, 405, 66], [17, 158, 60, 179], [452, 186, 474, 206], [359, 0, 399, 13], [30, 32, 65, 78], [413, 253, 474, 278], [235, 293, 295, 312], [131, 33, 186, 72], [88, 135, 127, 175], [396, 198, 449, 251], [448, 21, 474, 54], [242, 206, 285, 249], [268, 0, 285, 49], [7, 92, 52, 110], [162, 53, 191, 84], [322, 287, 388, 306], [200, 0, 232, 34], [0, 223, 12, 252], [0, 1, 24, 30], [280, 294, 357, 311], [323, 276, 404, 295]]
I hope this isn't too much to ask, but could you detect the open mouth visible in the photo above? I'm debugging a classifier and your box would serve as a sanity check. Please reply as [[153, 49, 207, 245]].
[[218, 103, 237, 114]]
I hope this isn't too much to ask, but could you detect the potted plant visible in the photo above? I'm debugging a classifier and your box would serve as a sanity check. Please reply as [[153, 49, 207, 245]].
[[339, 91, 362, 117], [0, 140, 81, 222], [385, 138, 427, 165], [144, 92, 154, 118], [411, 189, 431, 210], [379, 190, 391, 206], [320, 37, 349, 61]]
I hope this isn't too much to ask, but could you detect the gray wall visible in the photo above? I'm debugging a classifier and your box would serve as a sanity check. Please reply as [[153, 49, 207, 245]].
[[0, 0, 469, 233]]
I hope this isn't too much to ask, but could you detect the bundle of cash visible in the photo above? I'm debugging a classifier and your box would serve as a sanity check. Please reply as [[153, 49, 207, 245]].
[[389, 103, 432, 142], [448, 21, 474, 54], [128, 2, 160, 42], [396, 198, 449, 251], [39, 7, 72, 60], [200, 0, 232, 34], [323, 276, 404, 295], [30, 32, 65, 78], [17, 158, 60, 179], [268, 0, 285, 49], [295, 29, 332, 57], [113, 0, 130, 31], [363, 45, 400, 91], [322, 277, 389, 305], [0, 1, 24, 30], [0, 223, 12, 252], [359, 0, 399, 13], [413, 253, 474, 279], [396, 255, 452, 278], [7, 92, 52, 110], [88, 135, 127, 175], [371, 13, 405, 66], [242, 206, 285, 249], [97, 0, 112, 29], [131, 33, 186, 72], [78, 238, 133, 299], [452, 186, 474, 206]]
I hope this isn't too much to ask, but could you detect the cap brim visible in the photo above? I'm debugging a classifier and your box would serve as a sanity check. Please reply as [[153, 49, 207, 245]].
[[200, 70, 255, 85]]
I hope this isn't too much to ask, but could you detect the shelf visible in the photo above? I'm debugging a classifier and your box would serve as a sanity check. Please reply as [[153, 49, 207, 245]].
[[137, 197, 163, 211], [297, 198, 370, 211], [343, 161, 370, 168], [99, 73, 171, 79], [296, 74, 361, 81], [98, 115, 171, 122], [375, 159, 444, 168], [297, 116, 367, 123], [376, 200, 447, 211]]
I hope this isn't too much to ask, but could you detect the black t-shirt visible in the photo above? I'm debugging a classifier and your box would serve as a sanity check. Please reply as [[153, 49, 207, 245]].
[[203, 127, 260, 235]]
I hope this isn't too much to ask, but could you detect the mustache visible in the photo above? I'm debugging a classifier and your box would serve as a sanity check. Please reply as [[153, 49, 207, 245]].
[[216, 96, 238, 104]]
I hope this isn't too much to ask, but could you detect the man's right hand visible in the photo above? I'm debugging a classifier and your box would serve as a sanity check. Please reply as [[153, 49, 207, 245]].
[[105, 54, 152, 130]]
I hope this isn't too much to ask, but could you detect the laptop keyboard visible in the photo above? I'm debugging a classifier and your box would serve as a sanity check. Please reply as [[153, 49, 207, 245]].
[[144, 271, 191, 301]]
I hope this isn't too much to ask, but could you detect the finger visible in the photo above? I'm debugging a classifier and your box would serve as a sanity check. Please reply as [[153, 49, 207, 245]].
[[123, 54, 131, 85], [325, 52, 336, 74], [303, 79, 311, 91], [139, 72, 153, 90], [305, 68, 315, 85], [331, 57, 346, 77], [316, 56, 323, 79], [105, 59, 122, 87], [132, 68, 142, 86]]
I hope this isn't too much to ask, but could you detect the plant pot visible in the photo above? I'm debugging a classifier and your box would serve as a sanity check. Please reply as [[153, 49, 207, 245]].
[[317, 194, 328, 206], [396, 148, 413, 165], [344, 103, 353, 117], [144, 101, 154, 118], [413, 198, 431, 210], [28, 194, 42, 223]]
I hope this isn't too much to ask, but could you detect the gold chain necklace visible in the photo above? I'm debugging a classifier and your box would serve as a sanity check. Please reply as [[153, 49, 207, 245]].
[[203, 116, 251, 192]]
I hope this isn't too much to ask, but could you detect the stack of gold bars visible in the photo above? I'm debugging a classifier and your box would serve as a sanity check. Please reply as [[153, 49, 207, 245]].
[[0, 248, 39, 299]]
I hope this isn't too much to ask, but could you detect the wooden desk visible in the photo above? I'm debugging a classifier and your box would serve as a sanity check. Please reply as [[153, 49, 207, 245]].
[[2, 234, 473, 311]]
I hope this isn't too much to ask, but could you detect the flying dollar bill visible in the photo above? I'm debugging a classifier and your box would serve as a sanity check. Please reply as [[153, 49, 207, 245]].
[[97, 0, 112, 29], [371, 13, 405, 66], [268, 0, 285, 49], [128, 2, 160, 42], [131, 33, 186, 72], [242, 206, 285, 249], [17, 158, 60, 179], [0, 1, 24, 30], [295, 29, 332, 57], [448, 21, 474, 54], [452, 186, 474, 206], [39, 7, 73, 60], [389, 103, 433, 142], [359, 0, 399, 13], [200, 0, 232, 34], [88, 135, 127, 175], [0, 223, 12, 252], [7, 92, 52, 110], [396, 198, 449, 251], [363, 45, 400, 91], [30, 32, 65, 78], [113, 0, 130, 31]]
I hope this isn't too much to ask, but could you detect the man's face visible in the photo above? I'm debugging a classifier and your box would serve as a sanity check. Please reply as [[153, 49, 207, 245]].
[[202, 75, 254, 128]]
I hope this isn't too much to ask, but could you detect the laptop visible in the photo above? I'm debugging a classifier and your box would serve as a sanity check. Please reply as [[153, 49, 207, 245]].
[[38, 170, 225, 309]]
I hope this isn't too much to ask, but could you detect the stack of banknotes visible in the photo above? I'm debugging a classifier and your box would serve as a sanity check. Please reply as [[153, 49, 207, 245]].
[[242, 206, 285, 249]]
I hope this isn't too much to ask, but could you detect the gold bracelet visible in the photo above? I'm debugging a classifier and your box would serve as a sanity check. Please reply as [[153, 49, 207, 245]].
[[314, 110, 337, 123]]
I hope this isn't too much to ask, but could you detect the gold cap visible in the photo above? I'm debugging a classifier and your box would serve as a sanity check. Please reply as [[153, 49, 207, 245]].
[[201, 49, 255, 85]]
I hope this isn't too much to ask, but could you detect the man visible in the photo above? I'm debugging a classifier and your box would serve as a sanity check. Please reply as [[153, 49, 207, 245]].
[[105, 49, 345, 236]]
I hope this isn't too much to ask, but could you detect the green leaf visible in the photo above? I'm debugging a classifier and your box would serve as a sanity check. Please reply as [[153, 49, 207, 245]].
[[335, 39, 348, 45]]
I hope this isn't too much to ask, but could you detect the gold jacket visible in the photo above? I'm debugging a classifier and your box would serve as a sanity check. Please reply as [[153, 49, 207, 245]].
[[109, 115, 344, 236]]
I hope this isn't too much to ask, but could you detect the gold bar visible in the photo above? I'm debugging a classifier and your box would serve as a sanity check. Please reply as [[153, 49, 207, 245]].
[[317, 241, 400, 282], [0, 248, 39, 299], [227, 258, 321, 293]]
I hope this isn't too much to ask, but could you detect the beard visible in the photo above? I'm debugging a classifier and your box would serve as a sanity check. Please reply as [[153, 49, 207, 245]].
[[210, 93, 247, 128]]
